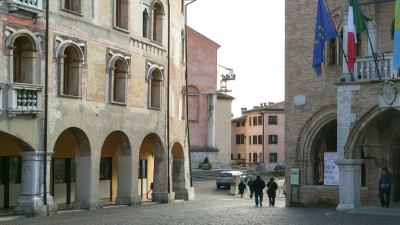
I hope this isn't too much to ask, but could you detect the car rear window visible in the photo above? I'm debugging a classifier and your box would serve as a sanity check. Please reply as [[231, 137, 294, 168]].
[[218, 173, 232, 177]]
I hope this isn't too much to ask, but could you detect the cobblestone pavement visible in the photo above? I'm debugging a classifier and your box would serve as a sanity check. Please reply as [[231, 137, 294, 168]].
[[1, 180, 399, 225]]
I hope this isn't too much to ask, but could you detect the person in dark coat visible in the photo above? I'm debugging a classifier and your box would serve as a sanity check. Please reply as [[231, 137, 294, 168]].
[[267, 177, 278, 207], [247, 178, 254, 198], [238, 180, 246, 198], [379, 167, 393, 208], [252, 175, 266, 207]]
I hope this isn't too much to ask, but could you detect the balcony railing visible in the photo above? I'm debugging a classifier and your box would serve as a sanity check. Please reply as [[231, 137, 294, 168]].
[[7, 0, 43, 14], [353, 53, 399, 82], [7, 83, 43, 116]]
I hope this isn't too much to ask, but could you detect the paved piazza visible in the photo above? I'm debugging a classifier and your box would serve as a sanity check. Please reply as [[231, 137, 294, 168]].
[[1, 180, 398, 225]]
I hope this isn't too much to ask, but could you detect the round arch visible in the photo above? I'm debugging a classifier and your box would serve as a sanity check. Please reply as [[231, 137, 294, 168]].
[[0, 131, 34, 209], [295, 105, 337, 185], [152, 0, 165, 14], [56, 40, 85, 62], [99, 130, 132, 205], [138, 133, 167, 203], [344, 106, 394, 158], [52, 127, 91, 208], [344, 106, 400, 203], [6, 29, 41, 53]]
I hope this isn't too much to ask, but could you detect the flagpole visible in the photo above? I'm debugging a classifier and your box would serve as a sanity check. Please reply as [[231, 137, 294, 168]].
[[323, 0, 355, 81], [356, 0, 382, 80]]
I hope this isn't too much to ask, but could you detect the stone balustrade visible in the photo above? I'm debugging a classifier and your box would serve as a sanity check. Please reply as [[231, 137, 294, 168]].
[[7, 83, 43, 116], [6, 0, 43, 14], [353, 53, 399, 82], [13, 0, 41, 8]]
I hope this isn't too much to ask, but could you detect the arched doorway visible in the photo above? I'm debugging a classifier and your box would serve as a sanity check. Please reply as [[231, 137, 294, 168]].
[[51, 127, 91, 209], [0, 132, 33, 209], [138, 133, 168, 203], [351, 109, 400, 204], [171, 143, 185, 200], [310, 120, 337, 185], [99, 131, 132, 205]]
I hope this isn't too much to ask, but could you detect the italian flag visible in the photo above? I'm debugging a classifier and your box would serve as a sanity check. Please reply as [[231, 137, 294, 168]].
[[347, 0, 366, 72]]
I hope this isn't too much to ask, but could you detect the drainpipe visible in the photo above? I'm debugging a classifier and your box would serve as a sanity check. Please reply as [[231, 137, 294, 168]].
[[167, 0, 171, 196], [43, 0, 49, 207], [184, 0, 198, 188]]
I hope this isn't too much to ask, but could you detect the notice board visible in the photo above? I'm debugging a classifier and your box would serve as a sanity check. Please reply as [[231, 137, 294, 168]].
[[323, 152, 339, 185]]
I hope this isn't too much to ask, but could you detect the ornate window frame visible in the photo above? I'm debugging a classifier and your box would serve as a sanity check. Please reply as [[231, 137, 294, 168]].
[[146, 61, 164, 110], [55, 37, 86, 99], [107, 50, 130, 106], [5, 27, 42, 85]]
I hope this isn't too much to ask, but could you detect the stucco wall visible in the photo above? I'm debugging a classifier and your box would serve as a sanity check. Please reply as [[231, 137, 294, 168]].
[[215, 96, 233, 168]]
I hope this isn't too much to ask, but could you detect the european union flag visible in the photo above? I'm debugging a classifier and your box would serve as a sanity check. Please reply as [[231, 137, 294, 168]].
[[312, 0, 337, 76]]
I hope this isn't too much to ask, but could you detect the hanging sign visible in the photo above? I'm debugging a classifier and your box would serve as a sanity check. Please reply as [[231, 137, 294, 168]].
[[290, 168, 300, 185]]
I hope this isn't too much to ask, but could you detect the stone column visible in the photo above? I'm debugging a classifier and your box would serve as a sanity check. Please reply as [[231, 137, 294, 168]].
[[207, 94, 216, 147], [366, 21, 377, 56], [336, 159, 363, 211], [116, 155, 134, 205], [153, 152, 169, 203], [16, 151, 43, 215], [43, 153, 56, 213], [73, 155, 100, 210]]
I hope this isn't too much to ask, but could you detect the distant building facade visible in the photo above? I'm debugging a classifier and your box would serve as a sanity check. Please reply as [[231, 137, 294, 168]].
[[286, 0, 400, 210], [231, 102, 285, 171], [263, 102, 285, 171], [187, 26, 233, 169]]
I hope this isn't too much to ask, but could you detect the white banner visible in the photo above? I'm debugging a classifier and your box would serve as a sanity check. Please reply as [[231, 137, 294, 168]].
[[324, 152, 339, 186]]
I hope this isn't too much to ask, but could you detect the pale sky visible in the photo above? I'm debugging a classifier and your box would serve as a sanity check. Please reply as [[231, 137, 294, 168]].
[[187, 0, 285, 118]]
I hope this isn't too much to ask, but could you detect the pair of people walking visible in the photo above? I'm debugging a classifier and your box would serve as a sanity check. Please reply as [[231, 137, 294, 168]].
[[251, 175, 278, 207]]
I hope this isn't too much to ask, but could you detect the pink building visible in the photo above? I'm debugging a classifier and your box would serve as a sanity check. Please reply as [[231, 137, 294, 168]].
[[263, 102, 285, 171], [187, 26, 233, 168]]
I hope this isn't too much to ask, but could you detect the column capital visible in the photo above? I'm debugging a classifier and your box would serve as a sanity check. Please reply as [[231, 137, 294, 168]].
[[21, 151, 46, 161]]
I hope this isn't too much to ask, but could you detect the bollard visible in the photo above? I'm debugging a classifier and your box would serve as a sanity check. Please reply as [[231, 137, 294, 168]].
[[230, 175, 240, 195]]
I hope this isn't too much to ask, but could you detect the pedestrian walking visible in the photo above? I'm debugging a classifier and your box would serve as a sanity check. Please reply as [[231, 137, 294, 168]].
[[247, 177, 254, 198], [267, 177, 278, 207], [238, 180, 246, 198], [252, 175, 266, 207], [379, 167, 393, 208]]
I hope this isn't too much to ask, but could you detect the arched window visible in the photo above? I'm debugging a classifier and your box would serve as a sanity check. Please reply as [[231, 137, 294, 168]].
[[152, 2, 164, 43], [143, 9, 149, 38], [62, 46, 81, 97], [149, 68, 163, 109], [110, 58, 128, 104], [12, 36, 36, 84]]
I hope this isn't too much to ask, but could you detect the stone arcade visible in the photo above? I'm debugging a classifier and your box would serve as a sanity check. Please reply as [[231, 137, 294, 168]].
[[0, 0, 193, 216]]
